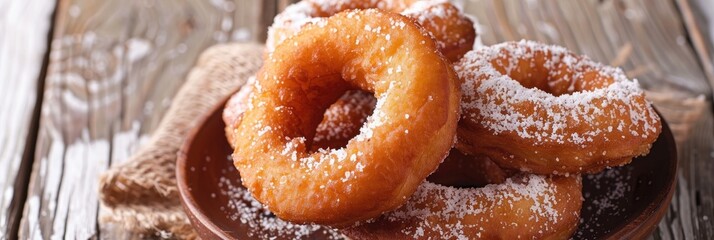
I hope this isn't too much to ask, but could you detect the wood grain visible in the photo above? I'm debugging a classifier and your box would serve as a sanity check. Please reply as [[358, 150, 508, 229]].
[[674, 2, 714, 237], [17, 0, 268, 239], [678, 0, 714, 95], [0, 0, 56, 237]]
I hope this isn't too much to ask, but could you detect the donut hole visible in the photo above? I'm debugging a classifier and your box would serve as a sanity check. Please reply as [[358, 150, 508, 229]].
[[491, 51, 615, 96], [426, 150, 507, 188], [310, 90, 377, 151]]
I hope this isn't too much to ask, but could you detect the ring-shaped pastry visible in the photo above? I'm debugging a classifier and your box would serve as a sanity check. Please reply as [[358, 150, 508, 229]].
[[455, 40, 661, 174], [232, 10, 460, 225]]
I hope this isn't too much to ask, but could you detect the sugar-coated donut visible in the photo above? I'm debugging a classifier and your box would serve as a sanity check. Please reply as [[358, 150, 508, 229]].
[[342, 174, 583, 239], [267, 0, 476, 62], [400, 0, 476, 61], [455, 40, 662, 174], [232, 10, 460, 226]]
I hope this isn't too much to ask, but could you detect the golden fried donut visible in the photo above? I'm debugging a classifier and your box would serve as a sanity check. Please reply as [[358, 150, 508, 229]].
[[224, 86, 376, 150], [455, 40, 662, 174], [342, 174, 583, 239], [267, 0, 476, 62], [232, 10, 460, 226], [426, 149, 509, 188]]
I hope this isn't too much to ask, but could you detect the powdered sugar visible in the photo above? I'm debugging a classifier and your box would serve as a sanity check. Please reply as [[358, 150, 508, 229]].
[[217, 176, 344, 239], [312, 0, 399, 13], [574, 166, 634, 238], [353, 93, 388, 142], [401, 0, 474, 51], [456, 40, 660, 146], [267, 0, 476, 54], [266, 1, 322, 51], [352, 174, 579, 239], [401, 0, 451, 21]]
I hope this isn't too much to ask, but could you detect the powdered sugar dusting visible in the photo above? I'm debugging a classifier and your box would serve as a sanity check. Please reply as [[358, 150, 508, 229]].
[[353, 93, 388, 142], [352, 174, 579, 239], [312, 0, 404, 13], [575, 166, 634, 238], [266, 1, 323, 51], [217, 176, 344, 239], [267, 0, 475, 54], [456, 40, 660, 146], [401, 0, 475, 57]]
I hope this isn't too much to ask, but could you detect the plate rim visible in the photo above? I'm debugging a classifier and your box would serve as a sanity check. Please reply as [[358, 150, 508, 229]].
[[177, 96, 236, 240], [600, 110, 678, 239]]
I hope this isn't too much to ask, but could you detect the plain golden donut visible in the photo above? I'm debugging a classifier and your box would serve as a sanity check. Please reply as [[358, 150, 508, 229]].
[[232, 10, 460, 226]]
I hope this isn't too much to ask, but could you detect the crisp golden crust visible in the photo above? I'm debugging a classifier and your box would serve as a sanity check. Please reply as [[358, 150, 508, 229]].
[[267, 0, 476, 62], [224, 87, 376, 150], [342, 174, 583, 240], [232, 10, 460, 226], [455, 40, 662, 174]]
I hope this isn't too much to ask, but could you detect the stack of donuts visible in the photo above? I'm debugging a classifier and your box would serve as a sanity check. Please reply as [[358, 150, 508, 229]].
[[222, 0, 662, 239]]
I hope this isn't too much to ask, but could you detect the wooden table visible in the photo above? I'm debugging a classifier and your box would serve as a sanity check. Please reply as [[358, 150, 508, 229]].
[[1, 0, 712, 239]]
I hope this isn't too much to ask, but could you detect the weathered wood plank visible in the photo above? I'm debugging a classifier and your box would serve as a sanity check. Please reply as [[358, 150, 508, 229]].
[[462, 0, 713, 238], [465, 0, 710, 97], [674, 2, 714, 237], [18, 0, 267, 239], [677, 0, 714, 95], [0, 0, 56, 237]]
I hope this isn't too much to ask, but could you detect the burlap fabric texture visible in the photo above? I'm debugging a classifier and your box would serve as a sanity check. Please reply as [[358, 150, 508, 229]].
[[99, 43, 263, 239]]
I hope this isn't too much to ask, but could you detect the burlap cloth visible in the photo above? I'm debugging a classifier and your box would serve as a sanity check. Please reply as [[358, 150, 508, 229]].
[[99, 43, 263, 239], [98, 42, 708, 239]]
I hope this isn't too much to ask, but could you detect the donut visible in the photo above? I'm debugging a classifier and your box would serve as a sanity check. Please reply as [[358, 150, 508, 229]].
[[224, 86, 376, 150], [455, 40, 662, 174], [267, 0, 476, 62], [342, 174, 583, 239], [223, 76, 256, 147], [232, 10, 460, 225], [426, 149, 509, 188], [399, 0, 477, 61]]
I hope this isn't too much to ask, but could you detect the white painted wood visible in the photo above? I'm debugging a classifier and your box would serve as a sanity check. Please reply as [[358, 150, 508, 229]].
[[17, 0, 266, 238], [0, 0, 56, 235]]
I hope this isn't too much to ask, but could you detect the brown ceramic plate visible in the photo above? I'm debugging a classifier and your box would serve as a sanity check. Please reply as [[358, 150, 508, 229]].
[[177, 98, 677, 240]]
